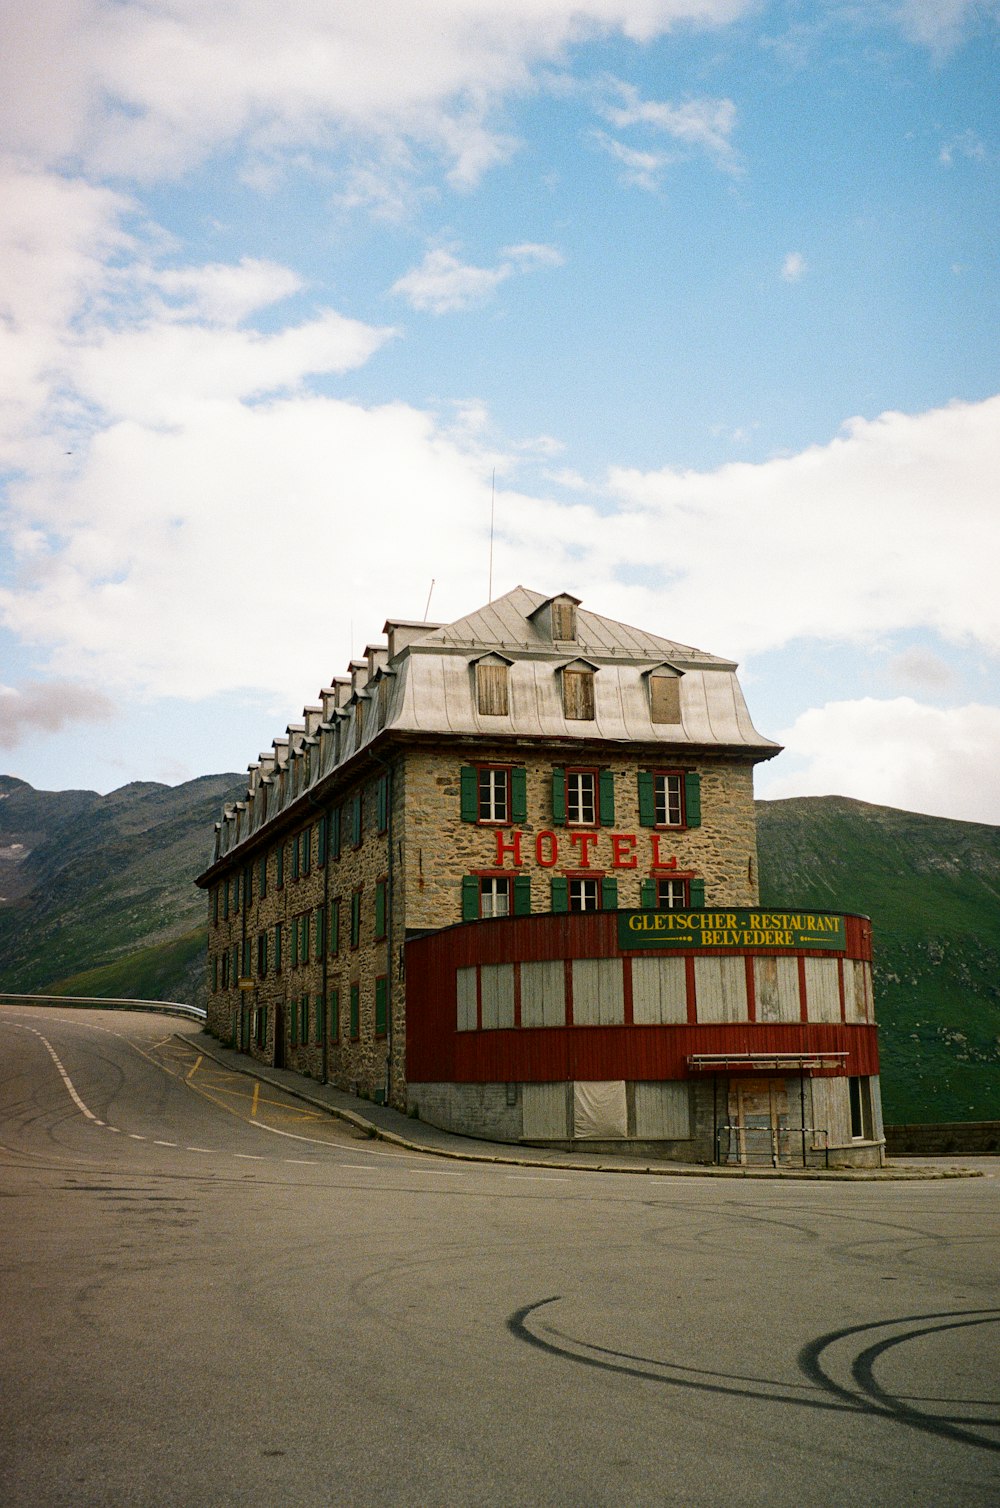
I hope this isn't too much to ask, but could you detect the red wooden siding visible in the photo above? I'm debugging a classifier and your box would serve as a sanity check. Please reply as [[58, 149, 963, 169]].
[[405, 911, 878, 1086]]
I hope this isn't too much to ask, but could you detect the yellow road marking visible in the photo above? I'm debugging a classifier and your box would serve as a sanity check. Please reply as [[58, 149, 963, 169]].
[[185, 1054, 203, 1083], [251, 1081, 260, 1119]]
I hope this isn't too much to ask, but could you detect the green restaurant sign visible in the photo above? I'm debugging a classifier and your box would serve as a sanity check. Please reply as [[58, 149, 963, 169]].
[[618, 909, 846, 952]]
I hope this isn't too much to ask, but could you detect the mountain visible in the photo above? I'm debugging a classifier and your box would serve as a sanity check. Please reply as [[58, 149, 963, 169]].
[[0, 772, 243, 1007], [756, 796, 1000, 1126], [1, 775, 997, 1124]]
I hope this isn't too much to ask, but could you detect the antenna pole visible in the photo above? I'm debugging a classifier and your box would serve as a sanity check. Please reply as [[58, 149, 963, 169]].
[[423, 579, 435, 621], [488, 469, 495, 600]]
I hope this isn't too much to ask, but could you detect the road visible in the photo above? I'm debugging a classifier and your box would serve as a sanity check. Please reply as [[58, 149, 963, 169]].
[[1, 1005, 997, 1507]]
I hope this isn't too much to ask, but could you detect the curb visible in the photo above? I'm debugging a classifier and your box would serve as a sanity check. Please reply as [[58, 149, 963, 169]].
[[180, 1033, 982, 1182]]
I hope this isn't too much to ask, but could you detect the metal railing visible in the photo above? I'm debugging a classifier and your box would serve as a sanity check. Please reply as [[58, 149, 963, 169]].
[[0, 992, 206, 1023], [716, 1123, 830, 1169]]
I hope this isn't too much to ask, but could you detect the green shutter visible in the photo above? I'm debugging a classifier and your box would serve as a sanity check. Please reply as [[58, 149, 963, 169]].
[[330, 810, 341, 861], [350, 984, 359, 1039], [690, 878, 705, 908], [259, 855, 267, 897], [276, 844, 284, 888], [551, 768, 566, 824], [351, 794, 362, 846], [291, 918, 299, 967], [329, 900, 339, 956], [292, 834, 300, 880], [638, 770, 656, 828], [511, 766, 527, 823], [461, 875, 479, 921], [460, 766, 478, 822], [274, 922, 282, 972], [375, 880, 386, 938], [315, 905, 325, 955], [513, 874, 531, 916], [375, 977, 387, 1035], [550, 876, 568, 913], [684, 772, 702, 828], [351, 891, 361, 947], [599, 768, 615, 825], [291, 998, 298, 1045], [601, 876, 618, 910], [317, 816, 327, 866], [315, 994, 325, 1043], [377, 776, 388, 832], [301, 995, 310, 1043], [330, 989, 339, 1040], [640, 878, 656, 909]]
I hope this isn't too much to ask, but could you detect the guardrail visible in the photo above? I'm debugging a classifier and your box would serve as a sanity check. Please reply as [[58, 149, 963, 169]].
[[0, 992, 206, 1023]]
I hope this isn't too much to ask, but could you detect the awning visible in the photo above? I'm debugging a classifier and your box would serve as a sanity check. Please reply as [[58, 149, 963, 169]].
[[686, 1052, 848, 1074]]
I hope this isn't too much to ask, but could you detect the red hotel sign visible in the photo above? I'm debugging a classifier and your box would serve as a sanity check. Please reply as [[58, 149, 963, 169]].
[[492, 829, 682, 871]]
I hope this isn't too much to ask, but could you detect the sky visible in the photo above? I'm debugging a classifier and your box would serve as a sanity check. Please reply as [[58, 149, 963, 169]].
[[0, 0, 998, 824]]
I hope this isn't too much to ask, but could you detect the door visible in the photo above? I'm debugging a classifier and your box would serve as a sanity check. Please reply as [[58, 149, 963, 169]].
[[728, 1078, 789, 1166]]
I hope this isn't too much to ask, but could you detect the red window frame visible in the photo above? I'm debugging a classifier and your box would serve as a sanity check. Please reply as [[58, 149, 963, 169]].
[[565, 767, 598, 827], [652, 770, 685, 829], [476, 764, 512, 825]]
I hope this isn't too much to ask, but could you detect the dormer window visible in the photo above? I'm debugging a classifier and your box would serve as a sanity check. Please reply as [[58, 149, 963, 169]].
[[646, 666, 682, 724], [473, 653, 512, 716], [561, 659, 597, 720], [552, 598, 576, 640]]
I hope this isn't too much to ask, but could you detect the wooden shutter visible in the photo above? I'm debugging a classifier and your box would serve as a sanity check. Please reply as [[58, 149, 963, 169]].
[[317, 816, 327, 866], [649, 674, 680, 724], [684, 772, 702, 828], [637, 771, 655, 828], [599, 768, 615, 825], [513, 874, 531, 916], [315, 905, 325, 956], [601, 877, 618, 910], [377, 776, 388, 832], [329, 810, 341, 861], [476, 662, 509, 716], [550, 876, 569, 913], [329, 899, 339, 956], [562, 669, 595, 720], [690, 878, 705, 908], [461, 875, 479, 921], [640, 878, 656, 909], [274, 922, 282, 972], [551, 768, 566, 823], [460, 766, 478, 822], [511, 766, 527, 823]]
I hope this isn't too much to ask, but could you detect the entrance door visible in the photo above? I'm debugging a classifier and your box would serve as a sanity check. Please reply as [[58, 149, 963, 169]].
[[728, 1078, 789, 1166]]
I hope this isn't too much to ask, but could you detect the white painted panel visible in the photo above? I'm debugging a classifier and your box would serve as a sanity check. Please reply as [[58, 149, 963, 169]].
[[631, 957, 687, 1024], [572, 959, 625, 1025], [522, 1082, 568, 1139], [693, 955, 748, 1022], [480, 963, 514, 1030], [574, 1080, 627, 1138], [456, 967, 477, 1032], [754, 956, 800, 1023], [633, 1081, 691, 1139], [804, 957, 841, 1023], [521, 961, 566, 1027]]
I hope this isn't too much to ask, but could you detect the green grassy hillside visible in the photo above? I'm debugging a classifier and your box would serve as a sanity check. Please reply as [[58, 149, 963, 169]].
[[756, 796, 1000, 1125]]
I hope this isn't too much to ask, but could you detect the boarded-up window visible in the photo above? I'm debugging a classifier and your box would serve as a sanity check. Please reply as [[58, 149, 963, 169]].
[[693, 955, 749, 1022], [456, 967, 477, 1031], [753, 956, 800, 1023], [572, 959, 625, 1025], [649, 674, 681, 724], [521, 961, 566, 1026], [562, 668, 595, 720], [523, 1083, 568, 1139], [842, 960, 871, 1022], [804, 957, 841, 1023], [633, 1082, 692, 1139], [573, 1081, 627, 1139], [476, 662, 509, 716], [631, 957, 687, 1024], [481, 964, 515, 1029], [552, 600, 576, 639]]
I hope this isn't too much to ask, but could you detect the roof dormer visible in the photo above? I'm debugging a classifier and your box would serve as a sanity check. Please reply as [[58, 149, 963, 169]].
[[528, 592, 582, 644]]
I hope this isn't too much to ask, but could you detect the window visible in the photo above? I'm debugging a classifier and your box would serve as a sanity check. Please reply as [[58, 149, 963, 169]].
[[350, 889, 362, 949], [552, 599, 577, 640], [569, 878, 600, 912], [460, 765, 526, 824], [480, 876, 511, 918], [648, 672, 681, 724], [374, 879, 387, 939], [650, 878, 688, 909], [301, 994, 310, 1044], [329, 808, 341, 861], [552, 767, 614, 826], [476, 660, 509, 716], [257, 931, 268, 977], [638, 770, 701, 830], [562, 666, 594, 720], [375, 976, 388, 1037], [299, 912, 310, 965], [349, 983, 360, 1039], [292, 832, 300, 881], [849, 1077, 874, 1140], [566, 769, 596, 826], [241, 937, 252, 978]]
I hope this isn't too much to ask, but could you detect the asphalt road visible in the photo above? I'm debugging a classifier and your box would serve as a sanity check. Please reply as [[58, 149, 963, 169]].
[[1, 1005, 997, 1507]]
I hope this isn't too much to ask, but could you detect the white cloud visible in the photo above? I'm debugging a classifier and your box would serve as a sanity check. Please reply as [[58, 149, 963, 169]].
[[144, 258, 305, 325], [601, 83, 739, 172], [391, 243, 562, 313], [887, 647, 957, 693], [757, 698, 1000, 825], [781, 251, 806, 281], [0, 680, 117, 750], [593, 131, 671, 190], [894, 0, 1000, 53], [0, 2, 754, 186]]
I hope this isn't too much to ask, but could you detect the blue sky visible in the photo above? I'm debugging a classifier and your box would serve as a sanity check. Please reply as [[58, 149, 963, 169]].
[[1, 1, 998, 822]]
